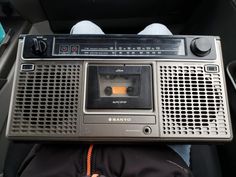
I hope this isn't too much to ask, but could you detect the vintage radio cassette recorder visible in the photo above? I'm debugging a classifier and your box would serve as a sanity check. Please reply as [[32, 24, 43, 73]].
[[6, 34, 232, 142]]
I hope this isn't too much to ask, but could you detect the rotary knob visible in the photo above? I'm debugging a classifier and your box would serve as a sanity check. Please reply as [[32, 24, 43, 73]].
[[190, 37, 211, 57], [31, 38, 47, 55]]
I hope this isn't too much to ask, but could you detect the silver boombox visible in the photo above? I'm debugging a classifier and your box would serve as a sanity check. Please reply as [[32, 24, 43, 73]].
[[6, 34, 233, 142]]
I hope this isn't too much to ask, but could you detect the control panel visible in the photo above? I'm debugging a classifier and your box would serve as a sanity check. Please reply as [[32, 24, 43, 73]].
[[22, 35, 216, 59]]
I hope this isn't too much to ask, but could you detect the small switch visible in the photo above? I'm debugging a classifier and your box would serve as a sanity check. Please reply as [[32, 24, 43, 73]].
[[21, 64, 34, 71], [59, 45, 69, 53], [70, 45, 79, 53], [205, 65, 219, 73]]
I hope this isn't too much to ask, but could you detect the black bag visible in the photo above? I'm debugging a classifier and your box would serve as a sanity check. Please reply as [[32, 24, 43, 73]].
[[17, 144, 194, 177]]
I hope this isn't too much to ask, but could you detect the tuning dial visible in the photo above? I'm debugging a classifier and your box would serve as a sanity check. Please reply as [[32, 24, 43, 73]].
[[190, 37, 211, 57], [32, 38, 47, 55]]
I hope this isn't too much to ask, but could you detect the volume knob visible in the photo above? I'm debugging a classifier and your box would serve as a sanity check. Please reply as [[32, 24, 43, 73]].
[[190, 37, 211, 57], [32, 38, 47, 55]]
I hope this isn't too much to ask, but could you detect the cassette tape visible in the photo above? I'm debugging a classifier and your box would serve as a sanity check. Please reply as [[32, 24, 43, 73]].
[[99, 73, 140, 97]]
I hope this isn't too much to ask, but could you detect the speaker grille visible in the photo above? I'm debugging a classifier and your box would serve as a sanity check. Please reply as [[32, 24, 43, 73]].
[[158, 64, 229, 138], [10, 63, 81, 136]]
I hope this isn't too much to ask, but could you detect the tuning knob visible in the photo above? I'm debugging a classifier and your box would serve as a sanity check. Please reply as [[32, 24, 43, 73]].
[[32, 38, 47, 55], [190, 37, 211, 57]]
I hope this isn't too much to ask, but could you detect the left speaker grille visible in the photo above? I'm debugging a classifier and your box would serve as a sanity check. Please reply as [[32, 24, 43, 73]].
[[10, 64, 81, 136]]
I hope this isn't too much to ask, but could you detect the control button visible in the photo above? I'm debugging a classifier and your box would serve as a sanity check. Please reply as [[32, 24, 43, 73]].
[[59, 45, 69, 53], [104, 86, 113, 96], [21, 64, 34, 71], [70, 45, 79, 53], [190, 37, 211, 57], [205, 65, 219, 73], [31, 38, 47, 56]]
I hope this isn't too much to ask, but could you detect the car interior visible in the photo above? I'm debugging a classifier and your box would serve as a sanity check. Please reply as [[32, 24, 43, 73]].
[[0, 0, 236, 177]]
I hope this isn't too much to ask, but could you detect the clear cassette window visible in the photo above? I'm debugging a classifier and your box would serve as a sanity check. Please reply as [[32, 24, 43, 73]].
[[99, 74, 140, 97]]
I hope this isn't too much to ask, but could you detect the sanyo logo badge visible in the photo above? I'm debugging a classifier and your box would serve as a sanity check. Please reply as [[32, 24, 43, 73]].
[[108, 117, 132, 122]]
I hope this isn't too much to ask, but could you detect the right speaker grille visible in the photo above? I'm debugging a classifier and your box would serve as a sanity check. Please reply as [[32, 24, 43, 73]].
[[158, 63, 230, 138]]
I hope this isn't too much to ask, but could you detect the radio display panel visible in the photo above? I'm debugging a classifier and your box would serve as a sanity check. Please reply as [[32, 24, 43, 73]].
[[53, 37, 186, 57]]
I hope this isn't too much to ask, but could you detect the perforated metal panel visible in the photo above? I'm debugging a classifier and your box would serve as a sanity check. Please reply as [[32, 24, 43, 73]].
[[9, 63, 82, 136], [158, 63, 230, 138]]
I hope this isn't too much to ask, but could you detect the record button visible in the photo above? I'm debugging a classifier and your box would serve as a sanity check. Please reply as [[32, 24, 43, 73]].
[[59, 45, 69, 53], [71, 45, 79, 53]]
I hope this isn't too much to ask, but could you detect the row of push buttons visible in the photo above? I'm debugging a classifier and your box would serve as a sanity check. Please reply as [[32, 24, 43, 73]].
[[59, 45, 79, 54]]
